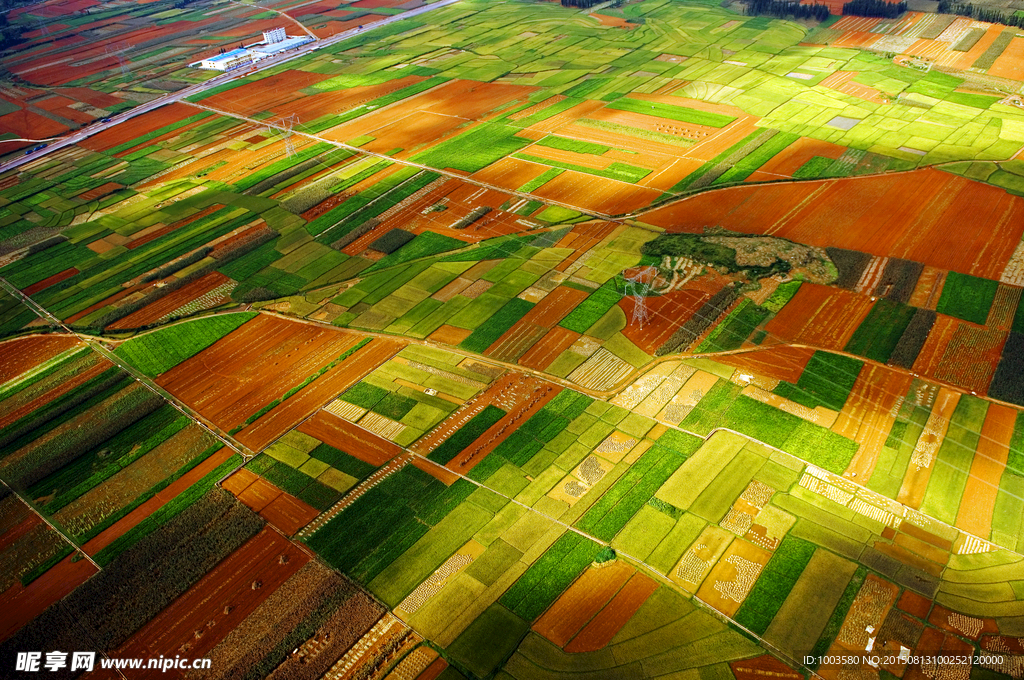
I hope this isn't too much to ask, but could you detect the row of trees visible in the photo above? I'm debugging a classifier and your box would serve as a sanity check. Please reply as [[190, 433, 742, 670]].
[[841, 0, 907, 17], [560, 0, 604, 7], [745, 0, 831, 21], [938, 0, 1024, 27]]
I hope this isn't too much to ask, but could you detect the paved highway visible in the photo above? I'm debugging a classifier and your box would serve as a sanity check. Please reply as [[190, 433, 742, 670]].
[[0, 0, 459, 175]]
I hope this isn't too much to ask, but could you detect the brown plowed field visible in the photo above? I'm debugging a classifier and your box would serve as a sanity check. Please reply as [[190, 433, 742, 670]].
[[554, 221, 620, 272], [0, 357, 111, 430], [470, 157, 550, 192], [322, 80, 536, 153], [0, 335, 80, 384], [157, 315, 360, 432], [518, 326, 580, 371], [83, 447, 234, 556], [80, 103, 198, 152], [532, 170, 662, 215], [696, 538, 772, 618], [753, 137, 845, 179], [112, 527, 308, 674], [106, 272, 232, 330], [954, 403, 1016, 538], [486, 287, 588, 357], [563, 571, 658, 652], [221, 462, 317, 536], [642, 169, 1024, 279], [447, 376, 560, 474], [201, 68, 337, 116], [714, 346, 815, 384], [989, 36, 1024, 80], [22, 268, 80, 296], [908, 266, 944, 309], [833, 364, 912, 479], [619, 289, 708, 355], [0, 108, 68, 139], [259, 491, 320, 536], [897, 387, 960, 509], [0, 550, 97, 643], [763, 283, 874, 351], [298, 410, 400, 465], [533, 560, 635, 647], [932, 324, 1007, 395], [911, 315, 959, 381], [237, 337, 404, 451], [428, 324, 473, 346]]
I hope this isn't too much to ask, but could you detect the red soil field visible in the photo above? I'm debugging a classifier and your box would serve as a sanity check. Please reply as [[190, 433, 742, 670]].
[[932, 324, 1007, 395], [619, 289, 708, 355], [642, 169, 1024, 279], [106, 272, 232, 330], [0, 356, 111, 430], [157, 315, 360, 432], [112, 527, 308, 674], [323, 80, 536, 155], [988, 36, 1024, 80], [897, 387, 959, 509], [228, 473, 319, 536], [752, 137, 845, 179], [554, 221, 620, 272], [0, 549, 97, 643], [83, 448, 234, 556], [485, 287, 588, 358], [417, 657, 449, 680], [298, 410, 401, 466], [897, 588, 932, 619], [428, 324, 474, 346], [446, 377, 560, 475], [517, 326, 580, 372], [205, 70, 400, 118], [763, 283, 874, 351], [954, 403, 1016, 538], [911, 315, 959, 383], [714, 346, 815, 384], [412, 457, 461, 485], [533, 560, 635, 647], [835, 364, 912, 480], [0, 108, 68, 139], [588, 12, 637, 27], [21, 268, 79, 296], [470, 157, 550, 192], [0, 335, 80, 384], [563, 571, 658, 652], [532, 170, 662, 215], [237, 337, 404, 451], [78, 182, 122, 201], [80, 103, 198, 152]]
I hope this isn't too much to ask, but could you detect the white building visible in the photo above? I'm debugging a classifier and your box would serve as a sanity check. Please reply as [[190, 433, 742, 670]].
[[190, 28, 313, 70], [263, 27, 286, 44], [198, 47, 253, 71]]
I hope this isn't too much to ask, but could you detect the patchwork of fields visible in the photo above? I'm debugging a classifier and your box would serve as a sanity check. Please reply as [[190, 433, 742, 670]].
[[3, 0, 1024, 678]]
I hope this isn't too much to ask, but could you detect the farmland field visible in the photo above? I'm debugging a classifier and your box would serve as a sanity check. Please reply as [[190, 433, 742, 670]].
[[3, 0, 1024, 676]]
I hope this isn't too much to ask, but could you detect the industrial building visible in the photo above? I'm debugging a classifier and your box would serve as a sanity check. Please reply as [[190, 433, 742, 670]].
[[191, 27, 314, 71]]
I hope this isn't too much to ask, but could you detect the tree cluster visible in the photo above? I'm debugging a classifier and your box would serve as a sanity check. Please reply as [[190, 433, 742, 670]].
[[745, 0, 831, 21], [937, 0, 1024, 26], [842, 0, 907, 18]]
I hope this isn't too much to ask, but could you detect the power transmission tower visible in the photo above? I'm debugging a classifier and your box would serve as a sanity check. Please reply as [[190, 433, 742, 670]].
[[623, 266, 657, 330]]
